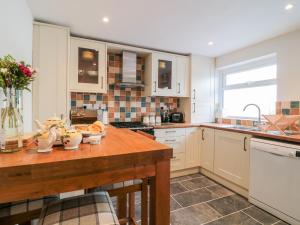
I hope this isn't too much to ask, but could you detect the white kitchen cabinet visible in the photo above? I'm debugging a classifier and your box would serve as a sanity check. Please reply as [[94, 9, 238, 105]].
[[145, 52, 177, 96], [200, 127, 215, 172], [176, 55, 190, 97], [32, 22, 69, 125], [70, 37, 107, 93], [180, 55, 215, 123], [191, 55, 215, 123], [185, 127, 201, 168], [145, 53, 189, 97], [214, 130, 251, 189], [155, 128, 186, 171]]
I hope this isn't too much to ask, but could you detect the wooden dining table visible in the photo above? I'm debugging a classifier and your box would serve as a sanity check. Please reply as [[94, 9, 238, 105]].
[[0, 127, 172, 225]]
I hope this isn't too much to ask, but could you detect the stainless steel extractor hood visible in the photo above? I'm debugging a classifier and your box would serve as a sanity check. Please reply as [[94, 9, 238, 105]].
[[119, 51, 144, 87]]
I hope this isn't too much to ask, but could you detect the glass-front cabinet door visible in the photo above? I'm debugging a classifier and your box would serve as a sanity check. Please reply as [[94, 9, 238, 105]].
[[152, 53, 177, 96], [70, 37, 107, 93]]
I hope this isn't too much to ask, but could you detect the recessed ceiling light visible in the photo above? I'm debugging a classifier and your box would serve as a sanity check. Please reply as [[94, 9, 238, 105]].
[[208, 41, 214, 46], [285, 3, 294, 10], [102, 17, 109, 23]]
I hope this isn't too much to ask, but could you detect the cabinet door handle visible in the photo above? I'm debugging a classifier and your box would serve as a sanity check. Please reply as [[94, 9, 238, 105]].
[[202, 129, 204, 141], [165, 130, 176, 133], [243, 137, 247, 151], [193, 103, 196, 113], [178, 83, 181, 94], [193, 89, 196, 99], [154, 81, 157, 92], [172, 156, 177, 160], [101, 76, 104, 89], [166, 139, 176, 143]]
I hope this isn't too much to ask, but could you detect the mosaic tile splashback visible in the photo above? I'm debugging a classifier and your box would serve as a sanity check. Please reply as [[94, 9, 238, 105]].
[[276, 100, 300, 115], [71, 53, 179, 122]]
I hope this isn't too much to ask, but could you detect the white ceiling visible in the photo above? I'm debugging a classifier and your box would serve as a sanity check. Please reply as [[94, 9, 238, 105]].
[[27, 0, 300, 57]]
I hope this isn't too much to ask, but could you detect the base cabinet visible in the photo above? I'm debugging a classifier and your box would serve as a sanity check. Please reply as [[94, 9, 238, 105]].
[[155, 128, 186, 171], [214, 130, 251, 189], [200, 128, 215, 172], [185, 128, 201, 168]]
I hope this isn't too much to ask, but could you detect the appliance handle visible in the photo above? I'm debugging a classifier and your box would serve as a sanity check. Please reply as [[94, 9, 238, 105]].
[[251, 141, 296, 157]]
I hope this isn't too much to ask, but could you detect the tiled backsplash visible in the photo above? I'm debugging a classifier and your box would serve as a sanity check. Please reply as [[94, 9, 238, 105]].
[[216, 100, 300, 126], [276, 101, 300, 115], [71, 53, 179, 122]]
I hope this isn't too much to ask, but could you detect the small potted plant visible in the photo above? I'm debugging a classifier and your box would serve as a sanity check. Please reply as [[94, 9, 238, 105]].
[[0, 55, 36, 153]]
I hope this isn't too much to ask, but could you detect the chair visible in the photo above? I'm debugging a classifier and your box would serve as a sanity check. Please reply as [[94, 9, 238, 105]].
[[38, 191, 119, 225], [0, 196, 58, 225], [88, 178, 149, 225]]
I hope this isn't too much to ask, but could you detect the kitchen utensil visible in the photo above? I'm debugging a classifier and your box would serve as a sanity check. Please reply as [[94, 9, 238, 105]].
[[61, 129, 82, 150], [155, 116, 161, 125], [143, 115, 150, 125], [170, 112, 184, 123]]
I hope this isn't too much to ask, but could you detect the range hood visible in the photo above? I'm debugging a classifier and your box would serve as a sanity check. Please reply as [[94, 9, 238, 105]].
[[119, 51, 144, 87]]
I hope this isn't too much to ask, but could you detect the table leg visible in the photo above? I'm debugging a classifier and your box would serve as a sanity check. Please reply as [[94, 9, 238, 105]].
[[149, 159, 170, 225]]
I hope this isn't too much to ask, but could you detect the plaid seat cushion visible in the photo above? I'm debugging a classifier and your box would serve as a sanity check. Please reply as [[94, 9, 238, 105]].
[[0, 196, 58, 218], [38, 191, 119, 225]]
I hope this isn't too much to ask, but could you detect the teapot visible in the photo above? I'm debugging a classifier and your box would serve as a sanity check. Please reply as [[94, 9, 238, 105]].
[[35, 116, 67, 145], [35, 125, 57, 153], [61, 129, 82, 150]]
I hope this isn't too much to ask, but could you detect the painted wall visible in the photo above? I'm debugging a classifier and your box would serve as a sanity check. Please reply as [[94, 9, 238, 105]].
[[0, 0, 33, 132], [216, 29, 300, 101]]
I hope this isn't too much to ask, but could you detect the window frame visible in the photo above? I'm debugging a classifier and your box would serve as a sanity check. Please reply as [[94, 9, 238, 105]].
[[218, 55, 277, 119]]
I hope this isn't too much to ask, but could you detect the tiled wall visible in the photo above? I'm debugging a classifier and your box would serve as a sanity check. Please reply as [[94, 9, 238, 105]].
[[216, 100, 300, 126], [276, 101, 300, 115], [71, 53, 179, 122]]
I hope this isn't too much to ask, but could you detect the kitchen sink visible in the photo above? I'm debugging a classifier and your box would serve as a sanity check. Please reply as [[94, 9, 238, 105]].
[[221, 125, 262, 131]]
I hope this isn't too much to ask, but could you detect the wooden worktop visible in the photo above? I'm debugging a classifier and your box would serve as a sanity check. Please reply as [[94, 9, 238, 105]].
[[0, 127, 172, 169], [201, 123, 300, 144]]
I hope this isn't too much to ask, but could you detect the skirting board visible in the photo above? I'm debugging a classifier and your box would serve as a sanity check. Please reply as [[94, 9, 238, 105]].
[[200, 168, 249, 198], [171, 167, 200, 178]]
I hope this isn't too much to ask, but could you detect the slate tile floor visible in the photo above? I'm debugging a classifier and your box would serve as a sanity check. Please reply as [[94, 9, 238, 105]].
[[134, 173, 290, 225]]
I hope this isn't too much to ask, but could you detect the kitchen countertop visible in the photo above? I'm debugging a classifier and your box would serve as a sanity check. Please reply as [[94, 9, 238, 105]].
[[153, 123, 201, 129], [153, 122, 300, 144], [0, 126, 172, 169]]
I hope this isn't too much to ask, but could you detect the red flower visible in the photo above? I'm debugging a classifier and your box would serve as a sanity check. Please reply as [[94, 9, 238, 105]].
[[19, 64, 32, 77]]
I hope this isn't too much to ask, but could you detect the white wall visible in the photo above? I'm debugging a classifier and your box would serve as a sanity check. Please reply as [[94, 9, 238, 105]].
[[0, 0, 33, 132], [216, 29, 300, 101]]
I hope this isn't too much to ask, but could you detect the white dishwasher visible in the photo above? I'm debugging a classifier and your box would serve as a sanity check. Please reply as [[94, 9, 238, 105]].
[[249, 138, 300, 225]]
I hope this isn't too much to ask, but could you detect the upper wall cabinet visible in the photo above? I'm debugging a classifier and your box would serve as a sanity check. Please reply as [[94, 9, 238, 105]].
[[176, 55, 190, 97], [145, 52, 189, 97], [32, 23, 69, 124], [70, 37, 107, 93]]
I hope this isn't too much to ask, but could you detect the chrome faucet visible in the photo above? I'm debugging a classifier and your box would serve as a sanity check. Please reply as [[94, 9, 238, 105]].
[[243, 104, 261, 125]]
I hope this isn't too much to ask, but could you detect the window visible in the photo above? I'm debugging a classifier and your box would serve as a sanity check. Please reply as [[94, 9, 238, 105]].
[[219, 56, 277, 118]]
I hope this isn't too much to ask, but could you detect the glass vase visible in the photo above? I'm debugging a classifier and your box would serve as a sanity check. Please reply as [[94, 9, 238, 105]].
[[0, 88, 24, 153]]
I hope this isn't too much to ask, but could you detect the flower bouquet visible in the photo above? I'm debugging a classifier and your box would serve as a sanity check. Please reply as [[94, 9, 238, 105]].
[[0, 55, 36, 152]]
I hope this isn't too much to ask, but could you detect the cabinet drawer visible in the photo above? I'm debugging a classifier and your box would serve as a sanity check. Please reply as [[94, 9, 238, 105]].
[[171, 153, 185, 171], [156, 136, 185, 154], [154, 128, 186, 137]]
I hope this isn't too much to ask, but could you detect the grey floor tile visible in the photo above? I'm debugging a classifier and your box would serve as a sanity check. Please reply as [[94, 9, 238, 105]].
[[171, 196, 182, 211], [171, 182, 188, 195], [181, 177, 216, 190], [173, 188, 219, 207], [274, 221, 290, 225], [243, 206, 280, 225], [206, 184, 234, 197], [205, 211, 261, 225], [207, 194, 251, 216], [171, 203, 221, 225]]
